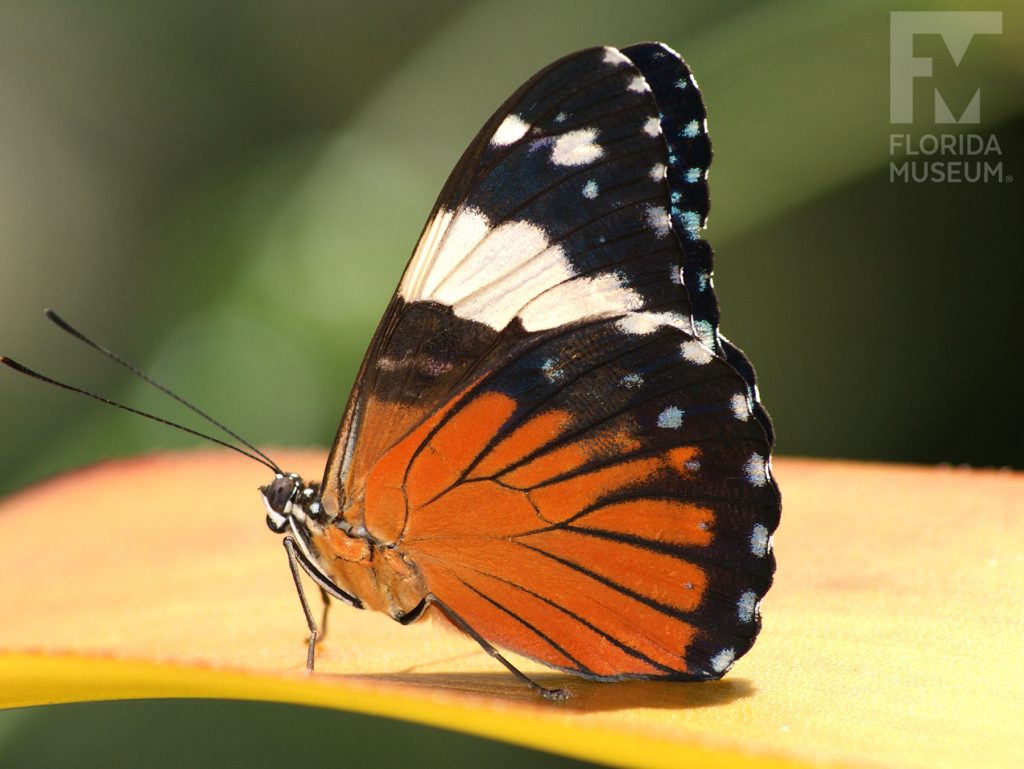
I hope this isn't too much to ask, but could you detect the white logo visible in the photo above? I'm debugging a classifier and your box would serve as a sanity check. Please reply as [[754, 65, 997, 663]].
[[890, 11, 1002, 124], [889, 12, 1008, 183]]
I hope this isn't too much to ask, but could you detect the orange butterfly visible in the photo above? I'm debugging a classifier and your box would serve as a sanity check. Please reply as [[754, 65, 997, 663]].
[[3, 43, 780, 700], [261, 43, 780, 699]]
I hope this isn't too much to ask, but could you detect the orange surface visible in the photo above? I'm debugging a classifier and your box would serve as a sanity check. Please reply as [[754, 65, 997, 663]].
[[0, 451, 1021, 769]]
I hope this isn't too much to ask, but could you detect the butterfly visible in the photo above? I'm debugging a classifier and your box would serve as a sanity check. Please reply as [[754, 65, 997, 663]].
[[260, 42, 780, 699], [3, 42, 779, 701]]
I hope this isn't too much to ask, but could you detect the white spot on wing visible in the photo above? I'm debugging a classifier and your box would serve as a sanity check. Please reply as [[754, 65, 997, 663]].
[[551, 128, 603, 166], [750, 523, 770, 556], [657, 406, 683, 429], [582, 180, 599, 199], [627, 75, 649, 93], [491, 114, 530, 146], [644, 205, 671, 237], [731, 393, 750, 421], [744, 453, 768, 486], [602, 47, 630, 66], [518, 273, 642, 333], [710, 648, 736, 674], [738, 591, 759, 623], [622, 373, 643, 388], [643, 116, 661, 137], [681, 339, 714, 365], [617, 311, 692, 335], [650, 163, 667, 182]]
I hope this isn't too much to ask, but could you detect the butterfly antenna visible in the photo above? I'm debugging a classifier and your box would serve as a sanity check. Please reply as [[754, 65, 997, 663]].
[[0, 356, 280, 472], [41, 309, 282, 472]]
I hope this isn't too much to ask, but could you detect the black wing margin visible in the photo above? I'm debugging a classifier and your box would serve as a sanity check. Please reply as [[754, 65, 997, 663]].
[[623, 42, 774, 445]]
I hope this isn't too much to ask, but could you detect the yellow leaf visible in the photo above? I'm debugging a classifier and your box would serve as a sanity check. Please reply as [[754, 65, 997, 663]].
[[0, 452, 1021, 769]]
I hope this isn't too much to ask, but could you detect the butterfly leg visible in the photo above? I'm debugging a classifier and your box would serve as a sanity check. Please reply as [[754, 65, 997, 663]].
[[317, 587, 331, 645], [281, 536, 365, 671], [283, 537, 322, 671], [426, 594, 571, 702]]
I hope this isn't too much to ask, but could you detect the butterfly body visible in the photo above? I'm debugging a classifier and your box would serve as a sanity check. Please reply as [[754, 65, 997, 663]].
[[261, 42, 780, 689]]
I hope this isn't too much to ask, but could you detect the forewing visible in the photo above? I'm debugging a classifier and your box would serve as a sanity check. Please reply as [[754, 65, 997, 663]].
[[321, 44, 737, 520]]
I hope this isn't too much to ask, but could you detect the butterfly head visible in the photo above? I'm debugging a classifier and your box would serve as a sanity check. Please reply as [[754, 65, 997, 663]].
[[260, 473, 325, 535]]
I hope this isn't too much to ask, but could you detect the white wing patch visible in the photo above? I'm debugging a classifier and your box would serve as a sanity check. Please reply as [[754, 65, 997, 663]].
[[518, 272, 642, 332], [400, 208, 458, 300], [738, 591, 759, 623], [710, 647, 736, 674], [731, 392, 751, 421], [627, 75, 649, 93], [750, 523, 771, 557], [452, 241, 572, 330], [616, 311, 693, 336], [744, 453, 769, 486], [681, 339, 714, 365], [551, 129, 603, 166], [400, 208, 487, 299], [491, 114, 530, 146], [403, 207, 676, 335], [644, 205, 671, 237], [430, 217, 552, 303], [399, 206, 665, 333], [601, 47, 630, 67]]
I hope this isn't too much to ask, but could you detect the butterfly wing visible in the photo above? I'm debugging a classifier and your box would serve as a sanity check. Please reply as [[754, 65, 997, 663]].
[[323, 44, 711, 512], [321, 43, 780, 679], [368, 316, 777, 679]]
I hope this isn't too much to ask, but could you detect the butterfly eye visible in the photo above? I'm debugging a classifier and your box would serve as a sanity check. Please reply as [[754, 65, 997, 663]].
[[262, 476, 297, 514]]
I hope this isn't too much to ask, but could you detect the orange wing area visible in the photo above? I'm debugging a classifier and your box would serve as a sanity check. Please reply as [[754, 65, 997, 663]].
[[361, 390, 516, 543], [360, 384, 716, 679]]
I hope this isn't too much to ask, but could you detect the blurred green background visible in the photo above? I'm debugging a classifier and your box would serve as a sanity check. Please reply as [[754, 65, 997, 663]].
[[1, 1, 1020, 766]]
